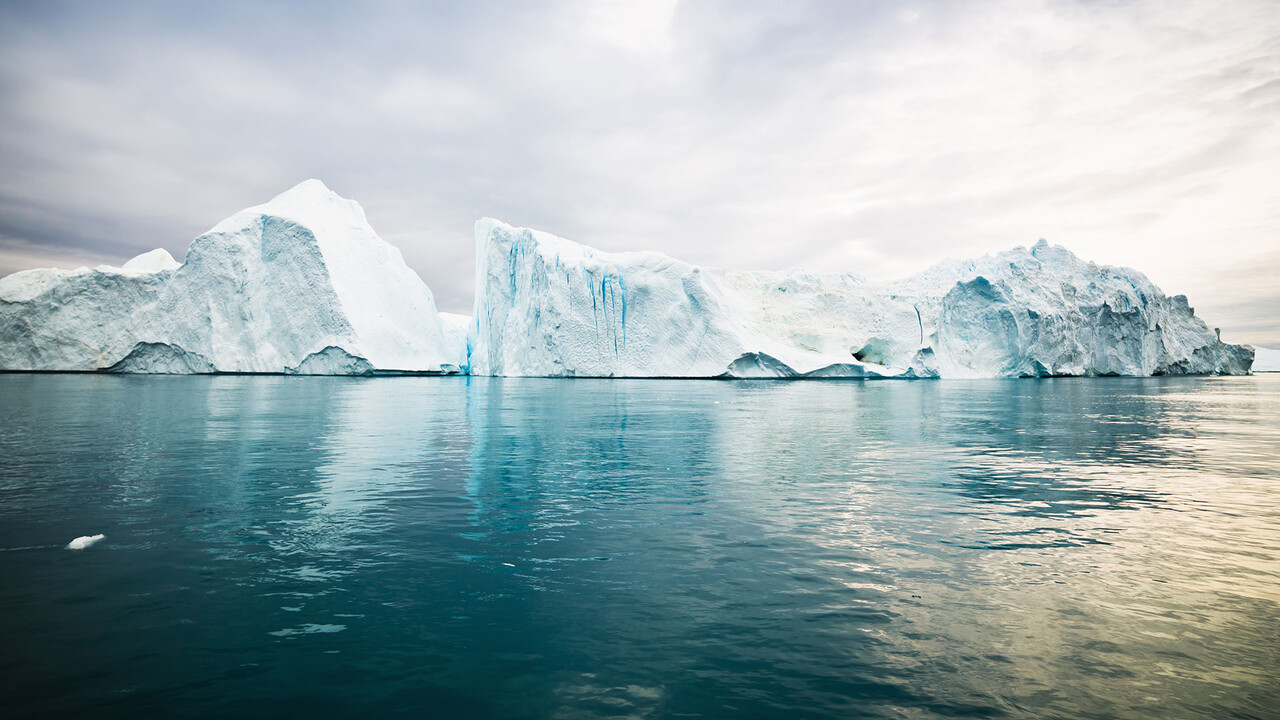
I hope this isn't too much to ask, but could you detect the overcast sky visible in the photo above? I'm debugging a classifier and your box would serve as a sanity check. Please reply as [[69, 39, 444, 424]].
[[1, 0, 1277, 344]]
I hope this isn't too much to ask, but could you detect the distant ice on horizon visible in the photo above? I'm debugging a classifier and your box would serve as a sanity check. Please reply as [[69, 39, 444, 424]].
[[1252, 347, 1280, 373]]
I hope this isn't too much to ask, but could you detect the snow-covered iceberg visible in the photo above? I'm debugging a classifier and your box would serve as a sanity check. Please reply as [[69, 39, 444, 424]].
[[0, 180, 463, 374], [468, 219, 1253, 378]]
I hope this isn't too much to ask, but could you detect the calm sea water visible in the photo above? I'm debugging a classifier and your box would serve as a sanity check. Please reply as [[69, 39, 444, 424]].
[[0, 374, 1277, 719]]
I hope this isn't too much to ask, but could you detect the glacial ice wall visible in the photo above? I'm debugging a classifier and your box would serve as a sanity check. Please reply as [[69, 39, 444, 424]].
[[0, 180, 463, 374], [468, 219, 1253, 378]]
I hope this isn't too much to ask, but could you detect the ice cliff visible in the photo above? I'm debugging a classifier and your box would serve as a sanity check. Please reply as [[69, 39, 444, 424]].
[[0, 180, 462, 374], [0, 182, 1255, 377], [469, 220, 1253, 378]]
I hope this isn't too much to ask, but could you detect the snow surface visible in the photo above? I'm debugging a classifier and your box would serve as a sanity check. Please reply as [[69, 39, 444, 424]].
[[0, 180, 463, 374], [1253, 347, 1280, 373], [469, 220, 1253, 378], [66, 534, 105, 550]]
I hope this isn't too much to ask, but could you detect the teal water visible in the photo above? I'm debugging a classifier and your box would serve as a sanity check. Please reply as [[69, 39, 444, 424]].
[[0, 374, 1277, 719]]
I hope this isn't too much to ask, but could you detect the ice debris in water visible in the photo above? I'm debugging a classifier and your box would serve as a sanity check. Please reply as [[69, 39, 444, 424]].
[[67, 534, 105, 550], [269, 623, 347, 637]]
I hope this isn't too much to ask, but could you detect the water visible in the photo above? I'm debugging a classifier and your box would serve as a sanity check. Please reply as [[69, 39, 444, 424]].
[[0, 374, 1277, 719]]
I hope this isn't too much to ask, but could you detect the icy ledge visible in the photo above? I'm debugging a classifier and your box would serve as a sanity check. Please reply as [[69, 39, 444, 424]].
[[0, 180, 465, 374], [469, 219, 1253, 378]]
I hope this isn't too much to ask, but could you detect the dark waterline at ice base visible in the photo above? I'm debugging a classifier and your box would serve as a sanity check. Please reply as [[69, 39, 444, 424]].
[[0, 374, 1277, 719]]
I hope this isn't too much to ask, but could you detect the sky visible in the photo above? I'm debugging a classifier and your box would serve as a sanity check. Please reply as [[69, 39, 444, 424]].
[[1, 0, 1277, 345]]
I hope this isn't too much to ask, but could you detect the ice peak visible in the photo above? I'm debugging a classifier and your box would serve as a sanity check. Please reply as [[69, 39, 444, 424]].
[[220, 179, 369, 237], [476, 217, 508, 238], [273, 178, 335, 202], [254, 179, 363, 221], [1025, 239, 1085, 271], [121, 248, 180, 273]]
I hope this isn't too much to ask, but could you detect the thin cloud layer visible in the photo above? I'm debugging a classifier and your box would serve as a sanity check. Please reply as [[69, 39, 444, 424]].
[[1, 0, 1277, 344]]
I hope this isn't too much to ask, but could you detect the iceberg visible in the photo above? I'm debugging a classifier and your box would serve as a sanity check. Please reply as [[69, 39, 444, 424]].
[[66, 534, 105, 550], [1253, 347, 1280, 373], [438, 312, 474, 372], [469, 219, 1253, 378], [0, 181, 1255, 378], [0, 180, 463, 374]]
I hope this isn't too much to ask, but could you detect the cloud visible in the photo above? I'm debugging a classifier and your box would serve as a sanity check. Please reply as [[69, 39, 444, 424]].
[[0, 0, 1277, 344]]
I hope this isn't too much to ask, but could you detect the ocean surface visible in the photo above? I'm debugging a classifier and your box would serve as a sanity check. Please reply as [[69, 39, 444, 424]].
[[0, 374, 1277, 719]]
